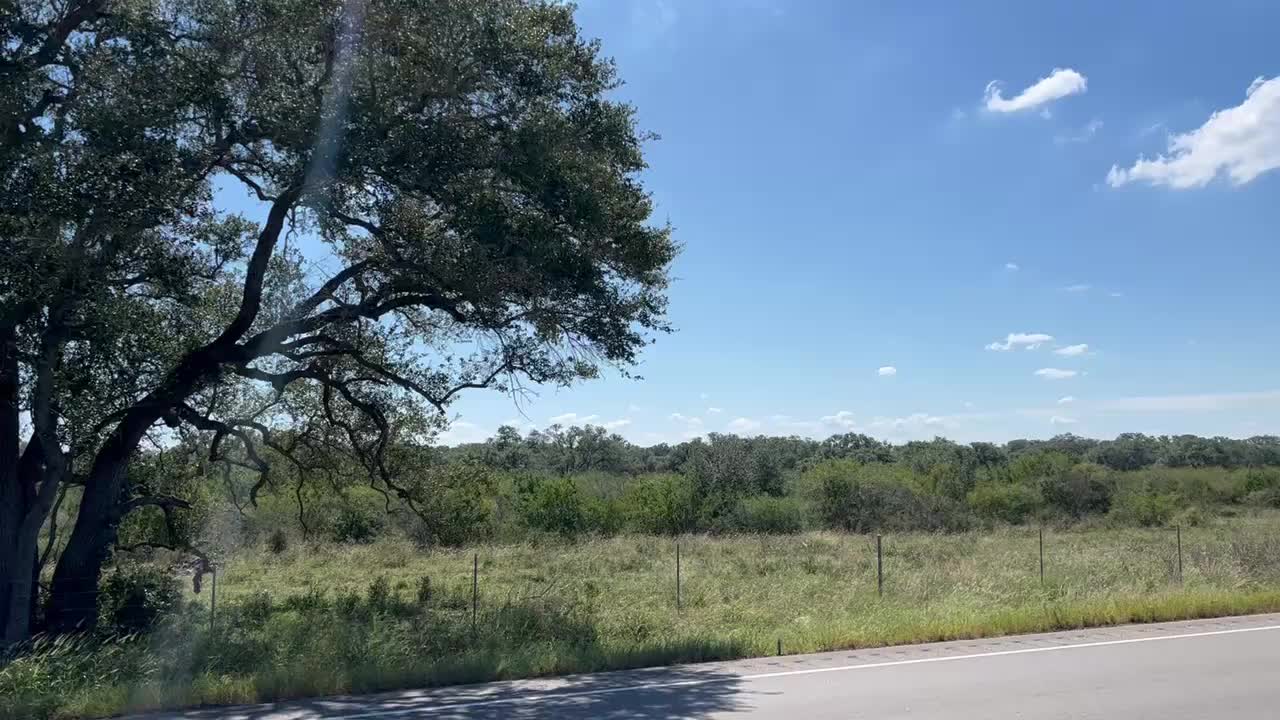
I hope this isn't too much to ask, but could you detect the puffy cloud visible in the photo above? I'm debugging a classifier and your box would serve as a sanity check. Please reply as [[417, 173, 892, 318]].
[[984, 68, 1088, 113], [669, 412, 702, 426], [1050, 415, 1078, 425], [602, 418, 632, 430], [1005, 262, 1020, 271], [1108, 76, 1280, 188], [706, 407, 724, 414], [1054, 344, 1089, 356], [878, 366, 898, 377], [1034, 368, 1078, 380], [1057, 396, 1076, 405], [986, 332, 1054, 351], [549, 412, 598, 426], [726, 417, 761, 434], [821, 410, 857, 429]]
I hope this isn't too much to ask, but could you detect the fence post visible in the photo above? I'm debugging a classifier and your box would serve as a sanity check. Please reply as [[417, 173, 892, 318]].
[[1039, 527, 1045, 585], [209, 567, 217, 638], [1176, 525, 1183, 586], [876, 534, 883, 597], [676, 542, 682, 613], [471, 553, 478, 635]]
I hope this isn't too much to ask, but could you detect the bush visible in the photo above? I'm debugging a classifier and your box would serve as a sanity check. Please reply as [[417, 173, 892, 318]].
[[400, 463, 498, 546], [266, 528, 289, 554], [1108, 491, 1179, 527], [1039, 464, 1112, 518], [332, 504, 383, 544], [968, 482, 1043, 525], [807, 460, 966, 532], [725, 495, 810, 533], [98, 564, 181, 635], [620, 473, 698, 535], [520, 475, 588, 537]]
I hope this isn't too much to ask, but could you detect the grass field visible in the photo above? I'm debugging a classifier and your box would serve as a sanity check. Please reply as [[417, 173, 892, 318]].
[[6, 514, 1280, 719]]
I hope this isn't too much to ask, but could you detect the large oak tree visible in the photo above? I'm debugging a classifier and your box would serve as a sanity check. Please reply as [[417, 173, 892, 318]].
[[0, 0, 673, 641]]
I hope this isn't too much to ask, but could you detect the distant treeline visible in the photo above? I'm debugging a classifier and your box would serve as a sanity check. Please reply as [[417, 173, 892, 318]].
[[223, 428, 1280, 547], [444, 426, 1280, 477]]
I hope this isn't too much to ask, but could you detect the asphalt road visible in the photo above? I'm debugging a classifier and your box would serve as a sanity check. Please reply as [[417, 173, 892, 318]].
[[143, 613, 1280, 719]]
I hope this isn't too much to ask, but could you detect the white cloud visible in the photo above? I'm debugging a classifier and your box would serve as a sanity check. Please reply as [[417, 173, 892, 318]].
[[1109, 291, 1124, 298], [1108, 76, 1280, 188], [1005, 262, 1020, 271], [602, 418, 632, 430], [821, 410, 857, 429], [1064, 284, 1091, 293], [549, 412, 598, 426], [627, 404, 644, 413], [770, 415, 823, 435], [984, 68, 1088, 113], [1055, 118, 1104, 144], [669, 412, 703, 426], [1100, 389, 1280, 413], [1035, 368, 1078, 380], [986, 332, 1054, 351], [438, 421, 489, 445], [877, 366, 898, 377], [1057, 396, 1075, 405], [1054, 344, 1089, 357], [869, 413, 949, 436], [706, 407, 724, 415], [726, 417, 762, 434], [1050, 415, 1078, 425]]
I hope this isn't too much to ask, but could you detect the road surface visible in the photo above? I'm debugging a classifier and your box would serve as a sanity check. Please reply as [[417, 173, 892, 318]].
[[141, 613, 1280, 719]]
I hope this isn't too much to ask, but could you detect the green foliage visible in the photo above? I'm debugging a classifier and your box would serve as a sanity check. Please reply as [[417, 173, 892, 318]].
[[619, 474, 698, 535], [807, 461, 968, 532], [968, 482, 1044, 525], [97, 566, 181, 636], [1108, 491, 1180, 527], [399, 464, 498, 547], [1038, 464, 1113, 518], [519, 475, 589, 537], [724, 496, 810, 534]]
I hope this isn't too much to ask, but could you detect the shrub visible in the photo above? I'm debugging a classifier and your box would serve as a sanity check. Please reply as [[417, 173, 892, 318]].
[[520, 475, 587, 537], [726, 495, 810, 533], [266, 528, 289, 554], [620, 473, 698, 534], [332, 505, 383, 543], [968, 482, 1043, 525], [400, 463, 498, 546], [808, 460, 964, 532], [1039, 464, 1113, 518], [1108, 491, 1178, 527], [98, 564, 181, 635]]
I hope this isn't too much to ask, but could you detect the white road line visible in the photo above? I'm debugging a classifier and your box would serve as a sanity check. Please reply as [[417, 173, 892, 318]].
[[331, 623, 1280, 719]]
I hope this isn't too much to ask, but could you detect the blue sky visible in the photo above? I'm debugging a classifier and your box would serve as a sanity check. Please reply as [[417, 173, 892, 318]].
[[234, 0, 1280, 445]]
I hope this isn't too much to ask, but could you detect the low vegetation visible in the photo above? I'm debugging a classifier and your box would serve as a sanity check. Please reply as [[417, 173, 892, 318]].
[[6, 514, 1280, 719]]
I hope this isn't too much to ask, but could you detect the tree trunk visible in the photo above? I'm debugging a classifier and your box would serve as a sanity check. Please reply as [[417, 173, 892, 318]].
[[44, 443, 131, 633], [0, 327, 40, 647]]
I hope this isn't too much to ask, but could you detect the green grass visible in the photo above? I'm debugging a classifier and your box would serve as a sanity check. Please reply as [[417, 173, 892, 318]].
[[6, 514, 1280, 719]]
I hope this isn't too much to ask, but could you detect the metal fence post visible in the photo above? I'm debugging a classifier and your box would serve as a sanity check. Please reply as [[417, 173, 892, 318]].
[[1176, 525, 1183, 586], [876, 534, 883, 597], [1039, 527, 1045, 585], [209, 567, 217, 638], [676, 542, 682, 613], [471, 553, 478, 634]]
